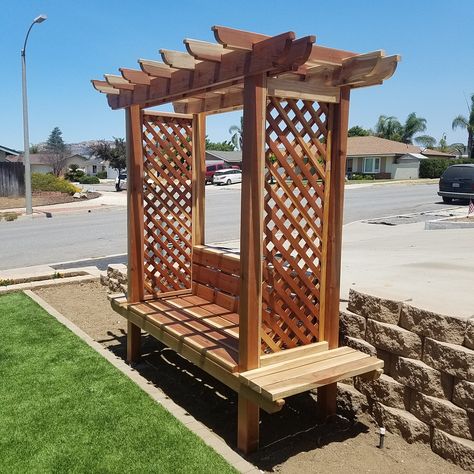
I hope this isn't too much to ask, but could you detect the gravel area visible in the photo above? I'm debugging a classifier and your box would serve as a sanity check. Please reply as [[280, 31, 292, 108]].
[[34, 281, 464, 473]]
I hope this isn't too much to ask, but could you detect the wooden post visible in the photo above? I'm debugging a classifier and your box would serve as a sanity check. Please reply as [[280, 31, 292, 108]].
[[125, 104, 145, 362], [237, 73, 266, 454], [318, 87, 351, 417], [192, 113, 206, 246]]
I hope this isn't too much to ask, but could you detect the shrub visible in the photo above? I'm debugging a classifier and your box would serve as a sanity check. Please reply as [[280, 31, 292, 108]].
[[0, 212, 19, 222], [78, 175, 100, 184], [96, 171, 108, 179], [31, 173, 79, 194], [350, 173, 375, 180], [65, 164, 85, 182], [419, 158, 474, 178]]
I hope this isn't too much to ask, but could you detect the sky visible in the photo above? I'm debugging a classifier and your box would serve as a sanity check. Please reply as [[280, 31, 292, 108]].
[[2, 0, 473, 151]]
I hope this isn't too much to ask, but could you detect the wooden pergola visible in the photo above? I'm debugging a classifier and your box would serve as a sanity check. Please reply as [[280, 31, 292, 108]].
[[92, 26, 399, 453]]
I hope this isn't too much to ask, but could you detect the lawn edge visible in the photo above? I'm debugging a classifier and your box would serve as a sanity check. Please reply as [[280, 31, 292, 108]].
[[24, 289, 257, 474]]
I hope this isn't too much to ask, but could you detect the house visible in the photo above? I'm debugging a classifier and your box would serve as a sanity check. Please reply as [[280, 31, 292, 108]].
[[205, 150, 242, 168], [0, 145, 20, 162], [346, 136, 456, 179], [7, 153, 110, 176], [204, 137, 456, 180]]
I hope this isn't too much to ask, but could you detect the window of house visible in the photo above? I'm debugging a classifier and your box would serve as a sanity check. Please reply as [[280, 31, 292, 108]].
[[101, 165, 106, 171], [363, 157, 380, 174], [92, 165, 97, 173]]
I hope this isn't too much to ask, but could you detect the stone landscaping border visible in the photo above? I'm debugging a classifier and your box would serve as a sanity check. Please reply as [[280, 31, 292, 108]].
[[24, 290, 258, 474], [340, 289, 474, 471]]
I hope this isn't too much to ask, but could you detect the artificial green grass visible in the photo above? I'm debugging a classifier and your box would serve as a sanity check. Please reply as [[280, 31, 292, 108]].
[[0, 292, 236, 473]]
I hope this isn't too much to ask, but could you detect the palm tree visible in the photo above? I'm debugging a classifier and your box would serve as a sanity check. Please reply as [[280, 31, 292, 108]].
[[374, 115, 403, 141], [452, 93, 474, 158], [229, 116, 243, 150], [401, 113, 427, 144]]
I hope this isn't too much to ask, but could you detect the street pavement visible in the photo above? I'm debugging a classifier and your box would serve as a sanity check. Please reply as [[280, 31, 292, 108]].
[[0, 182, 460, 270]]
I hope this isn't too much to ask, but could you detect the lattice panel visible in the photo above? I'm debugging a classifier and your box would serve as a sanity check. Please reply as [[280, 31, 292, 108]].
[[142, 114, 193, 296], [262, 97, 330, 352]]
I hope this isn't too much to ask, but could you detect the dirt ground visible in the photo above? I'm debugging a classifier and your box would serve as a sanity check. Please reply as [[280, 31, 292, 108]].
[[0, 191, 99, 210], [34, 281, 464, 473]]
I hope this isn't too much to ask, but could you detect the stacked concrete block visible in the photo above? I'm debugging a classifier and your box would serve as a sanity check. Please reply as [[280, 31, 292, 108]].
[[338, 290, 474, 471], [100, 264, 128, 294]]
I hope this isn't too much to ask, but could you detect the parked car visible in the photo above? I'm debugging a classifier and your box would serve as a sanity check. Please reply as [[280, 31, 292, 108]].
[[438, 164, 474, 203], [205, 162, 226, 184], [213, 168, 242, 185], [115, 173, 127, 191]]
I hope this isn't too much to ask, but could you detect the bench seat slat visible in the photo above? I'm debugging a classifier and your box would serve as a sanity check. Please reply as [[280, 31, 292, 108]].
[[240, 347, 383, 401], [129, 298, 239, 372]]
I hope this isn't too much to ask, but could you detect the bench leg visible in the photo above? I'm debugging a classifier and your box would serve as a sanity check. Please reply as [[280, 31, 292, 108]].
[[237, 396, 259, 454], [317, 382, 337, 420], [127, 321, 141, 363]]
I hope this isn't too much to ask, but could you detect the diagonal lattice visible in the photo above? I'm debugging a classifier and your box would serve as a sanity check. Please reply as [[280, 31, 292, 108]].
[[262, 97, 330, 352], [142, 114, 193, 296]]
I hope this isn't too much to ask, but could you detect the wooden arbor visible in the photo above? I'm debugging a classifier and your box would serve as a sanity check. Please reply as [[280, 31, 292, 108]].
[[92, 26, 399, 453]]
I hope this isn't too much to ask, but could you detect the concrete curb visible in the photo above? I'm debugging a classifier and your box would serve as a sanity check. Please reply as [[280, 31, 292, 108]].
[[425, 217, 474, 230], [0, 275, 100, 295], [24, 290, 259, 474]]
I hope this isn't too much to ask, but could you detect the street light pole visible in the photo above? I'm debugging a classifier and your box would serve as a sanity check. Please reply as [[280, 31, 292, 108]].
[[21, 14, 47, 215]]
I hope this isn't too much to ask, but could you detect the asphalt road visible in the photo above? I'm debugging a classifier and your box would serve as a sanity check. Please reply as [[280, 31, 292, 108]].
[[0, 183, 459, 270]]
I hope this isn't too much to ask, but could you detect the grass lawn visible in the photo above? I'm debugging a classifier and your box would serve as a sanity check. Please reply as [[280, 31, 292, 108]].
[[0, 292, 236, 473]]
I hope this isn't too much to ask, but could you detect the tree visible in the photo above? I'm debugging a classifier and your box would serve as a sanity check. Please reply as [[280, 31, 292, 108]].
[[205, 137, 235, 151], [401, 113, 427, 144], [415, 134, 437, 149], [229, 116, 243, 150], [44, 127, 70, 176], [89, 138, 126, 188], [348, 125, 371, 137], [452, 93, 474, 158], [374, 113, 428, 144], [374, 115, 403, 141], [29, 143, 39, 154]]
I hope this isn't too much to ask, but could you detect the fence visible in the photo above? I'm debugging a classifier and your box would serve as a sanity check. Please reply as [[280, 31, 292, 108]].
[[0, 162, 25, 197]]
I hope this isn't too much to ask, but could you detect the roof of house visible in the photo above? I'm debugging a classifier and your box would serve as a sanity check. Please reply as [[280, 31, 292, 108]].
[[0, 145, 20, 156], [420, 148, 457, 158], [400, 153, 427, 160], [205, 150, 242, 163], [347, 136, 456, 158], [7, 153, 89, 165]]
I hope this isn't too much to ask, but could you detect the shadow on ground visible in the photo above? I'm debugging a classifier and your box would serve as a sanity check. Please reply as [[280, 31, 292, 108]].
[[101, 330, 370, 470]]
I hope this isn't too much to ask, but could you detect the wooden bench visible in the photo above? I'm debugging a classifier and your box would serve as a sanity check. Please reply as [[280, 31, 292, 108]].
[[111, 245, 382, 413]]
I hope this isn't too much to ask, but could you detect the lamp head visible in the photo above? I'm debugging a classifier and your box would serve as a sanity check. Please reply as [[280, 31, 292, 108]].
[[33, 14, 47, 24]]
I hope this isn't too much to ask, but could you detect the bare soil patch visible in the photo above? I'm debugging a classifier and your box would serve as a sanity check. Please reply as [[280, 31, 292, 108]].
[[34, 281, 463, 473], [0, 191, 100, 210]]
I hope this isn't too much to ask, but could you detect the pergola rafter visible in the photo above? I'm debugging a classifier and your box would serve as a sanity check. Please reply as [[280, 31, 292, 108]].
[[92, 25, 399, 114], [92, 25, 399, 455]]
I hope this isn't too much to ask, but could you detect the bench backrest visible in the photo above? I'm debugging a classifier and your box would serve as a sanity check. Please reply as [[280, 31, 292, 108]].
[[192, 245, 240, 312]]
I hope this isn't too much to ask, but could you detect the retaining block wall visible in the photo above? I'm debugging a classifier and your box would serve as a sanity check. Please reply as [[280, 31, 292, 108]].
[[100, 264, 127, 294], [339, 289, 474, 471]]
